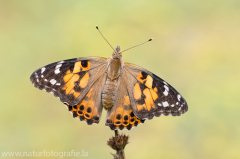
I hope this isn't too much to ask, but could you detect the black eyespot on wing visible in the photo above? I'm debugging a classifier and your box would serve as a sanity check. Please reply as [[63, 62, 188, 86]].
[[87, 119, 93, 125], [68, 63, 75, 73], [93, 116, 99, 121], [130, 112, 134, 117], [107, 119, 112, 123], [127, 124, 132, 130], [141, 71, 148, 80], [87, 107, 92, 113], [73, 82, 82, 92], [68, 106, 73, 111], [116, 114, 121, 120], [79, 105, 84, 110], [134, 121, 139, 126], [81, 60, 88, 68], [119, 125, 124, 130], [79, 116, 84, 121], [73, 111, 78, 117], [110, 124, 116, 130]]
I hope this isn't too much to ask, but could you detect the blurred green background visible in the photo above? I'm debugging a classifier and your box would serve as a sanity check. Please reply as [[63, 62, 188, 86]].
[[1, 0, 240, 158]]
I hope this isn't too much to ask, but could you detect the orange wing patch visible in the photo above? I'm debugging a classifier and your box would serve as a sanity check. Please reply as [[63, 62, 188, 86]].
[[133, 82, 157, 112], [62, 61, 92, 98], [79, 72, 90, 89], [106, 95, 145, 130], [72, 61, 91, 73], [137, 72, 154, 88], [143, 88, 155, 110], [145, 75, 153, 88], [64, 88, 101, 125], [63, 73, 80, 97], [131, 71, 160, 114], [125, 68, 163, 119], [133, 83, 141, 100]]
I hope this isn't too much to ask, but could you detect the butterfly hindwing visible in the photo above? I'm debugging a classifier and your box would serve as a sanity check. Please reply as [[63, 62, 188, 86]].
[[105, 72, 145, 130], [30, 57, 108, 105], [64, 72, 107, 124], [124, 62, 188, 119]]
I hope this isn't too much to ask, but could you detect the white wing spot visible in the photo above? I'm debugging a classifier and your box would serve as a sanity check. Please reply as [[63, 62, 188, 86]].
[[177, 94, 181, 101], [56, 64, 62, 69], [163, 81, 168, 85], [158, 103, 162, 106], [55, 68, 60, 74], [54, 63, 62, 74], [162, 101, 169, 107], [163, 90, 168, 96], [44, 79, 48, 82], [171, 104, 174, 107], [50, 79, 57, 85], [41, 75, 44, 78], [35, 72, 39, 82], [163, 85, 169, 96], [56, 83, 61, 86], [41, 67, 46, 73], [176, 102, 179, 105], [164, 85, 169, 91], [178, 107, 181, 111]]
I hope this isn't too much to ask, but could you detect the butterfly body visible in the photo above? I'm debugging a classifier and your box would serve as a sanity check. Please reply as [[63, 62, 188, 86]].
[[30, 46, 188, 130], [102, 46, 123, 110]]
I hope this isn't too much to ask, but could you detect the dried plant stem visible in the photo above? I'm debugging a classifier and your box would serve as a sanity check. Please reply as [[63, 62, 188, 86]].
[[115, 130, 119, 137], [107, 130, 129, 159], [114, 130, 125, 159]]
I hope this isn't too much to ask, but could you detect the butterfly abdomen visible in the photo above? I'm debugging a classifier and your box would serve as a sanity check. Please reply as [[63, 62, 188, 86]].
[[102, 77, 118, 110]]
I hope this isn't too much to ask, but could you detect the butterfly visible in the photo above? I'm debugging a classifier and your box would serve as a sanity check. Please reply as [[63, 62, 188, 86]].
[[30, 37, 188, 130]]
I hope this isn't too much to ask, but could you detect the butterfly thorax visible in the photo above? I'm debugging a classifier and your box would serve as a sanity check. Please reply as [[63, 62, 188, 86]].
[[102, 46, 123, 110]]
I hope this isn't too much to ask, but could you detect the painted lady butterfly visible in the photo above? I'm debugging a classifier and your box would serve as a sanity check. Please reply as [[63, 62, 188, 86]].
[[30, 28, 188, 130]]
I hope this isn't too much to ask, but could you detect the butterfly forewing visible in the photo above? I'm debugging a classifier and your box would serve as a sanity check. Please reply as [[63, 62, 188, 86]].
[[124, 62, 188, 119], [30, 57, 107, 105]]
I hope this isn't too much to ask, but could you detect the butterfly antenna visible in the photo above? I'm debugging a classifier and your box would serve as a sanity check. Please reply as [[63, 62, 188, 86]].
[[96, 25, 115, 51], [120, 38, 153, 53]]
